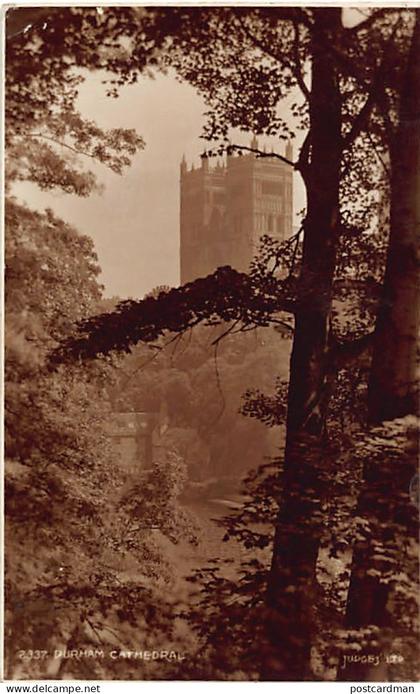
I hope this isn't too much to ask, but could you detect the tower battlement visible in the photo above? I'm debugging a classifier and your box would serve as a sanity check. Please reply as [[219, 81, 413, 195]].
[[180, 155, 226, 179]]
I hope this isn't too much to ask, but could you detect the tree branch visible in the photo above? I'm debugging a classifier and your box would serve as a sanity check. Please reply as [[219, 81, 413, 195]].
[[296, 132, 311, 176], [50, 265, 297, 365], [341, 18, 402, 152], [346, 8, 396, 36], [291, 19, 311, 101], [366, 131, 391, 177], [227, 144, 296, 168], [25, 132, 101, 163], [211, 319, 241, 346], [270, 318, 294, 332], [234, 8, 309, 67]]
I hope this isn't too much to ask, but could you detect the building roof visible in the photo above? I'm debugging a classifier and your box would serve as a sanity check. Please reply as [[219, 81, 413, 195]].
[[108, 412, 158, 438]]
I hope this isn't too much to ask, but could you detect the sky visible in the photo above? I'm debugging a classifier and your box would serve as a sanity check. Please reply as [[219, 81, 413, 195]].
[[13, 55, 307, 300]]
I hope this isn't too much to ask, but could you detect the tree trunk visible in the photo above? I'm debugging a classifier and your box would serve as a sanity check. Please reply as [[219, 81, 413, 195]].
[[262, 8, 343, 680], [368, 11, 420, 424], [342, 12, 420, 681]]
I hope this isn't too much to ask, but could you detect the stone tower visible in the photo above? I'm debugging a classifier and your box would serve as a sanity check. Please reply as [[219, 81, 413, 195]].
[[180, 139, 293, 284]]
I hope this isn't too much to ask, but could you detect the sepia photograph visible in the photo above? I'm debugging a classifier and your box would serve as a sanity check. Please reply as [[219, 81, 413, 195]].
[[3, 3, 419, 684]]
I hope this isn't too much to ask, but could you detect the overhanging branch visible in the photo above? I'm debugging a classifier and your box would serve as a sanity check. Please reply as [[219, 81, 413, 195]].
[[50, 266, 296, 365], [226, 144, 296, 168]]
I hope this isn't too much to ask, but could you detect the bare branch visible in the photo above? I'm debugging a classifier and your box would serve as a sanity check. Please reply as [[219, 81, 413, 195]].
[[85, 618, 105, 646], [366, 131, 391, 177], [291, 20, 311, 101], [25, 132, 102, 163], [227, 144, 296, 168], [211, 319, 241, 346], [342, 18, 402, 152], [296, 132, 311, 176], [346, 7, 397, 36], [211, 340, 226, 425], [270, 318, 294, 332]]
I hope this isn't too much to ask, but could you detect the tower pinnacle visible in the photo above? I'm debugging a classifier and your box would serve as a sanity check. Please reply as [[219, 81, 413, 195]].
[[286, 140, 293, 162], [201, 152, 209, 171]]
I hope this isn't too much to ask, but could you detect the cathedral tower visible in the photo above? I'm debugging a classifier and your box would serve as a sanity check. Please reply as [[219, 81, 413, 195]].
[[180, 140, 293, 284]]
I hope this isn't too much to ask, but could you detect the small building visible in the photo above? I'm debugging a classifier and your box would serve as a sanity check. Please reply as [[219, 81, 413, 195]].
[[108, 411, 158, 475]]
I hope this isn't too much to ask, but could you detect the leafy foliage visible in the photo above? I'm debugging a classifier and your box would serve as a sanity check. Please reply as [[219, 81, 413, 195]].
[[5, 200, 200, 679], [7, 112, 143, 196], [4, 12, 195, 677]]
